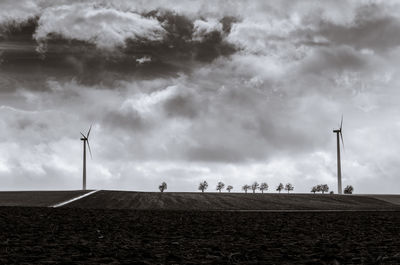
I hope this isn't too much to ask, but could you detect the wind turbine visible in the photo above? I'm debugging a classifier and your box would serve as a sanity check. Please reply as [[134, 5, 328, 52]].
[[333, 116, 344, 194], [80, 125, 92, 190]]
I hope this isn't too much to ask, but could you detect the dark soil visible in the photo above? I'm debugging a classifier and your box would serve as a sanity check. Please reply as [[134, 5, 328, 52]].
[[0, 190, 91, 207], [66, 190, 400, 211], [0, 207, 399, 264]]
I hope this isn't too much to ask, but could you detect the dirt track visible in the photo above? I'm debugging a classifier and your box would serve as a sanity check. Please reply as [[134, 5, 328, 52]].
[[0, 207, 399, 264]]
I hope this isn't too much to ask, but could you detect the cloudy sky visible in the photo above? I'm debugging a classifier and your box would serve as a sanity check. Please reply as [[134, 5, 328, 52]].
[[1, 0, 400, 193]]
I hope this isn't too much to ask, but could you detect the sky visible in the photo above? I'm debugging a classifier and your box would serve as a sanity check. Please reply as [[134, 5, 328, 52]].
[[1, 0, 400, 193]]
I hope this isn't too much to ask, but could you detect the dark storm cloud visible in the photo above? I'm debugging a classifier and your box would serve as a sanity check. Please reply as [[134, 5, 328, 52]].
[[0, 8, 237, 92], [139, 10, 236, 62]]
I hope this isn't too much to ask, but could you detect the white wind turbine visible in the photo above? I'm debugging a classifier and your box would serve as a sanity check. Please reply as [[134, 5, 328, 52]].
[[333, 116, 344, 194], [80, 125, 92, 190]]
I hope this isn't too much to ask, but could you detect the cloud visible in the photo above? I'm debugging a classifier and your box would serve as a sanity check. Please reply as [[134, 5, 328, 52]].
[[192, 18, 223, 41], [226, 18, 299, 54], [2, 0, 400, 193], [317, 15, 400, 53], [0, 6, 238, 89], [34, 4, 166, 50], [0, 0, 39, 25], [136, 56, 152, 64]]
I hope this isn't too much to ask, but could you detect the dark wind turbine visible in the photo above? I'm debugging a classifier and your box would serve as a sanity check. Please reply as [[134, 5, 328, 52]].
[[80, 125, 92, 190]]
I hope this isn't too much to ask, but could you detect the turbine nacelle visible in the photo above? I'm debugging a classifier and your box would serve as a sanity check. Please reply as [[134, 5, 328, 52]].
[[333, 115, 344, 149], [80, 125, 92, 159]]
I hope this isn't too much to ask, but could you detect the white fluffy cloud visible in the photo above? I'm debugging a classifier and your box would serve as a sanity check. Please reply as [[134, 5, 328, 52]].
[[34, 4, 165, 49], [227, 18, 299, 54], [192, 18, 223, 41]]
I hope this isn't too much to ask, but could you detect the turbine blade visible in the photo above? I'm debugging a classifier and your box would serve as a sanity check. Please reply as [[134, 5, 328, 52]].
[[340, 115, 343, 131], [80, 132, 86, 139], [86, 124, 92, 139], [340, 131, 345, 150], [86, 140, 93, 159]]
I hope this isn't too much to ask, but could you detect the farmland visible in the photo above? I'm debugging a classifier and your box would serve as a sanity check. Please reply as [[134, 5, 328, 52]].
[[0, 207, 400, 264], [0, 191, 399, 264]]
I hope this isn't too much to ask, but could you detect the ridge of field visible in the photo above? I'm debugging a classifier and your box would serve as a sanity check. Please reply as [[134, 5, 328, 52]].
[[0, 190, 92, 207], [65, 190, 400, 210], [361, 195, 400, 205]]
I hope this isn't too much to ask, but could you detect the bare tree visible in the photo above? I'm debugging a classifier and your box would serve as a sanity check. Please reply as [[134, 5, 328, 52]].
[[285, 183, 294, 194], [242, 184, 250, 193], [259, 182, 268, 193], [216, 181, 225, 193], [276, 183, 284, 193], [321, 184, 329, 194], [251, 181, 259, 193], [344, 185, 354, 194], [198, 181, 208, 193], [311, 186, 317, 194], [226, 185, 233, 192], [159, 182, 167, 192]]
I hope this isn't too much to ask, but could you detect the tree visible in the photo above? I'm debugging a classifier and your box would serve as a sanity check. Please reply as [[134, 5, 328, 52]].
[[311, 186, 317, 194], [321, 184, 329, 194], [259, 182, 268, 194], [216, 181, 225, 193], [344, 185, 354, 194], [159, 182, 167, 192], [316, 184, 322, 193], [242, 184, 250, 193], [198, 181, 208, 193], [251, 181, 259, 193], [276, 183, 284, 193], [285, 183, 294, 194], [226, 185, 233, 192]]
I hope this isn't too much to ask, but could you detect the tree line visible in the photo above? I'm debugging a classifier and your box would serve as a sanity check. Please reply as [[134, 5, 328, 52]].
[[200, 181, 295, 193], [310, 184, 354, 194], [158, 181, 294, 193], [159, 181, 354, 194]]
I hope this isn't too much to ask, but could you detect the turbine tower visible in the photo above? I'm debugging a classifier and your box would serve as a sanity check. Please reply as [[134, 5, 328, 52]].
[[80, 125, 92, 190], [333, 116, 344, 194]]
